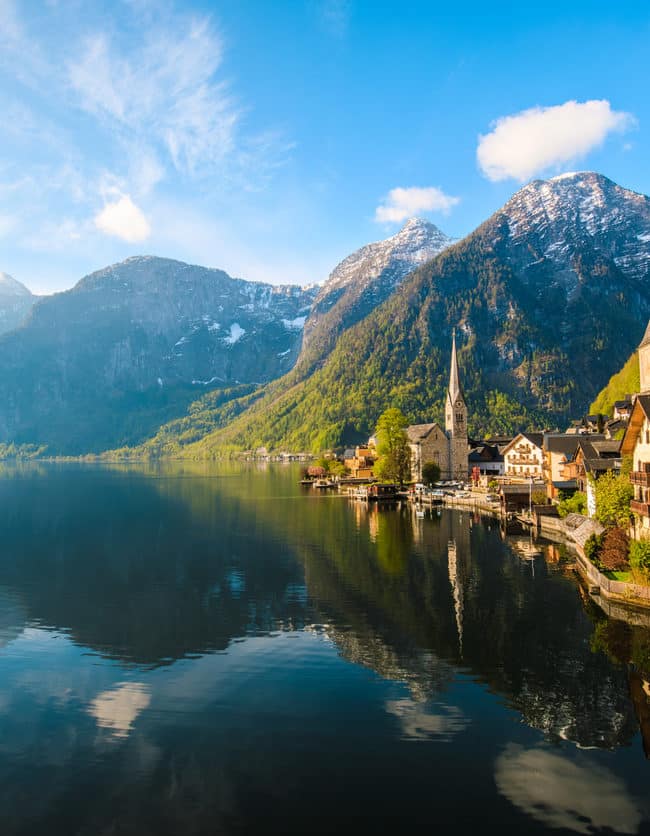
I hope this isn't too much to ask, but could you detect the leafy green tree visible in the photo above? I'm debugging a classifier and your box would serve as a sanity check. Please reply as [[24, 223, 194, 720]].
[[557, 491, 587, 518], [374, 407, 410, 485], [593, 471, 633, 528], [327, 460, 346, 478], [421, 461, 441, 486]]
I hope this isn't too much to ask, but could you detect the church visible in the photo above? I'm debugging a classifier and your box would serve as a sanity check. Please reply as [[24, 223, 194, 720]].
[[406, 330, 469, 482]]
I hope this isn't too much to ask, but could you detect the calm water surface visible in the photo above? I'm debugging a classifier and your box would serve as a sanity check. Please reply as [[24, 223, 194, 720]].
[[0, 461, 649, 835]]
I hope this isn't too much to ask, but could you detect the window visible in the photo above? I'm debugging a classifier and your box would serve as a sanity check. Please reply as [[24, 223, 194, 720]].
[[456, 412, 463, 423]]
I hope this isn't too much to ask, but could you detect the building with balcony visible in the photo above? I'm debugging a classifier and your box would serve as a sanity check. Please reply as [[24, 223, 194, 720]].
[[621, 393, 650, 538], [502, 432, 544, 480]]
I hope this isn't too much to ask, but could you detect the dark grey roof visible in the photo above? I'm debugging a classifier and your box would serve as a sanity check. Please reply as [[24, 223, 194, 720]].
[[520, 432, 544, 449], [583, 457, 621, 475], [469, 444, 503, 463], [406, 422, 440, 442], [543, 433, 592, 456]]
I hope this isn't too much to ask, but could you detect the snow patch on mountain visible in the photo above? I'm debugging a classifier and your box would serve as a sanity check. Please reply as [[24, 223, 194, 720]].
[[224, 323, 246, 345]]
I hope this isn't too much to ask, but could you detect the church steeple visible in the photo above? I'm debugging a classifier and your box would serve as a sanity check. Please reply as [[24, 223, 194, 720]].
[[447, 328, 463, 405], [445, 328, 468, 481]]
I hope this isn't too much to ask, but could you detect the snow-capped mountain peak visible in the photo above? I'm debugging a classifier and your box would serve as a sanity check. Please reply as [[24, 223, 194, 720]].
[[503, 171, 650, 281], [299, 217, 454, 368]]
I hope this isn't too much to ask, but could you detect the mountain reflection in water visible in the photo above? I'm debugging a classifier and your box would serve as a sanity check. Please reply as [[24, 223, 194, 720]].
[[0, 461, 648, 836]]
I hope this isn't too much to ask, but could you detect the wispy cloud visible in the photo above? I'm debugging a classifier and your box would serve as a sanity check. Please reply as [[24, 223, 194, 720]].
[[68, 18, 239, 176], [0, 3, 290, 271], [477, 99, 636, 182], [375, 186, 460, 223]]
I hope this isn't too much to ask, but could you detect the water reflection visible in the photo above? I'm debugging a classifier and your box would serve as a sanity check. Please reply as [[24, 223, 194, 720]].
[[88, 682, 151, 740], [0, 462, 648, 834], [495, 744, 643, 834]]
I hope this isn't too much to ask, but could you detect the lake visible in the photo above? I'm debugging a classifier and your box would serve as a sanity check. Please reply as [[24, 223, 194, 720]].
[[0, 461, 649, 835]]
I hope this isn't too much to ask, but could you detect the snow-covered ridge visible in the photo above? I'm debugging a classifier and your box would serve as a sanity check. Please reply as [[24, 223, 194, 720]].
[[504, 171, 650, 281], [322, 217, 453, 297]]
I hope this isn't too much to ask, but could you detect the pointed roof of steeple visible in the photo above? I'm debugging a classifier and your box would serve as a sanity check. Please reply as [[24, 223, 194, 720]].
[[448, 328, 464, 403], [640, 319, 650, 350]]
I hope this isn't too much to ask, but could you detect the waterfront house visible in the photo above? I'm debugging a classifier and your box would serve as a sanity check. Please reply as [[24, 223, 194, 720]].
[[344, 445, 376, 479], [560, 437, 621, 516], [468, 441, 505, 480], [542, 433, 618, 501], [502, 433, 544, 480], [621, 394, 650, 538], [542, 433, 588, 500], [499, 483, 536, 515]]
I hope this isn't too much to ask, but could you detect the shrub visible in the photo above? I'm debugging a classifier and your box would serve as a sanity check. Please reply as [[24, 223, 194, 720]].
[[584, 532, 604, 563], [558, 491, 587, 518], [422, 461, 441, 486], [599, 527, 630, 573], [629, 540, 650, 574]]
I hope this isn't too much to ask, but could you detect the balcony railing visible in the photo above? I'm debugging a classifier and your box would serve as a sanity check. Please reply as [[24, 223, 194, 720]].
[[631, 499, 650, 516], [631, 472, 650, 487]]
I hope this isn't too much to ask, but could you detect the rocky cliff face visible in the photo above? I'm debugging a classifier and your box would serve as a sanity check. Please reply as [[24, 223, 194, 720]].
[[0, 272, 36, 336], [299, 217, 453, 371], [0, 257, 317, 453]]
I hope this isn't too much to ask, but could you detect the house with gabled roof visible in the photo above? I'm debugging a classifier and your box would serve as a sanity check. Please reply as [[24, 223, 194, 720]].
[[501, 432, 544, 481], [621, 393, 650, 538], [619, 320, 650, 539]]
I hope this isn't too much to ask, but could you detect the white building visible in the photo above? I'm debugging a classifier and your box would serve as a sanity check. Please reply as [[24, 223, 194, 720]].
[[501, 432, 544, 481]]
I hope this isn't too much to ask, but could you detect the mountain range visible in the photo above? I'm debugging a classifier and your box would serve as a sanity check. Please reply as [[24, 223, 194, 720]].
[[128, 171, 650, 457], [2, 171, 650, 457], [0, 259, 316, 453]]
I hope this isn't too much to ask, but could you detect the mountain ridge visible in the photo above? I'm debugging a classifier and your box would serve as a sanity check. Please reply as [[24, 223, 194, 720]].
[[123, 171, 650, 457]]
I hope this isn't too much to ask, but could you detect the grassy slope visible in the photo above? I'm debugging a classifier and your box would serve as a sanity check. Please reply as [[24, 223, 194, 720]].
[[590, 352, 639, 416]]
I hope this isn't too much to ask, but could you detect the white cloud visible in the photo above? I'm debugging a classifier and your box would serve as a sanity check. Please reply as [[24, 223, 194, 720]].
[[477, 99, 636, 182], [375, 186, 460, 223], [94, 194, 151, 243]]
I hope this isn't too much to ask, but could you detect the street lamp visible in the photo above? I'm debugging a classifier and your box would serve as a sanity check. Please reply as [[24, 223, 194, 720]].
[[528, 475, 533, 519]]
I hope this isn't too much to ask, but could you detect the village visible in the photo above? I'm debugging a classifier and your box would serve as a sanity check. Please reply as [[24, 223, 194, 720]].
[[294, 325, 650, 612]]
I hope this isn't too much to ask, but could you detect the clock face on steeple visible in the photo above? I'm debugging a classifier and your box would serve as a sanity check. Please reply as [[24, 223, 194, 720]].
[[456, 400, 463, 408]]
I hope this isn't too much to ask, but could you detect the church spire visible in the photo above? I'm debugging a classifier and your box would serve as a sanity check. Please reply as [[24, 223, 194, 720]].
[[448, 328, 463, 404]]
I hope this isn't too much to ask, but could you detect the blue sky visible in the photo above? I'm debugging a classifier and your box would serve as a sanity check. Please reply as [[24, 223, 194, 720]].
[[1, 0, 649, 294]]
